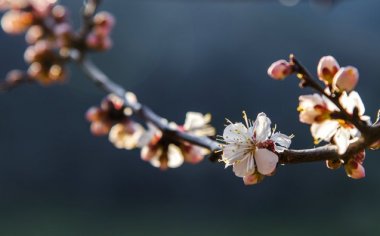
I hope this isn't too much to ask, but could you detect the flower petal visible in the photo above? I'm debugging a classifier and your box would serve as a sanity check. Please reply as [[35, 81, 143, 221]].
[[255, 148, 278, 175], [334, 128, 351, 155], [253, 113, 272, 142], [223, 122, 250, 143], [271, 132, 292, 151], [167, 144, 184, 168], [222, 144, 250, 165], [232, 153, 255, 178], [311, 120, 339, 143]]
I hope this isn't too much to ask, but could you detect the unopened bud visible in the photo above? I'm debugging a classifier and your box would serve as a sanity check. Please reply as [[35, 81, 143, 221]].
[[333, 66, 359, 92], [344, 159, 365, 179], [25, 25, 44, 44], [243, 173, 264, 185], [5, 69, 25, 84], [267, 60, 293, 80], [317, 55, 339, 84], [93, 11, 115, 36], [1, 10, 33, 34]]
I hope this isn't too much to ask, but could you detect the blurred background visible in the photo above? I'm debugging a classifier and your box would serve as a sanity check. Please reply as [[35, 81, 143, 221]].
[[1, 0, 380, 235]]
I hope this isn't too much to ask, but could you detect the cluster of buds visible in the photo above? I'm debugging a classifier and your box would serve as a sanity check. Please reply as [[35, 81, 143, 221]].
[[86, 93, 145, 150], [0, 0, 115, 86], [85, 11, 115, 51], [137, 112, 216, 170], [268, 55, 371, 179], [326, 150, 366, 179], [220, 112, 293, 185], [86, 94, 216, 169], [0, 0, 73, 85]]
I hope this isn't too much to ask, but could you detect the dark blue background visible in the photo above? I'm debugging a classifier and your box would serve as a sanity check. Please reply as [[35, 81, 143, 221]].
[[0, 0, 380, 235]]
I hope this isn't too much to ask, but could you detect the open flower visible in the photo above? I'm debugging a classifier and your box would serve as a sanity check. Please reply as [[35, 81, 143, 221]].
[[221, 112, 292, 185], [308, 91, 368, 154], [109, 122, 145, 150], [137, 112, 215, 169]]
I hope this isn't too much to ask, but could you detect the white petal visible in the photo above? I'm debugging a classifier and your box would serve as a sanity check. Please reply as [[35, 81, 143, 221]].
[[311, 120, 339, 142], [137, 122, 159, 147], [334, 128, 351, 155], [167, 144, 184, 168], [222, 144, 249, 164], [223, 122, 250, 143], [253, 113, 272, 142], [255, 149, 278, 175], [271, 132, 292, 150], [183, 112, 210, 130], [232, 153, 255, 177], [348, 91, 365, 115]]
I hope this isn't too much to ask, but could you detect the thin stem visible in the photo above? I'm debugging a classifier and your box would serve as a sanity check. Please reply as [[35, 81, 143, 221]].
[[70, 50, 380, 165]]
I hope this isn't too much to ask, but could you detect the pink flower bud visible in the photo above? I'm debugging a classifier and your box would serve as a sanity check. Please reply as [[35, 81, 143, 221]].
[[90, 121, 111, 136], [181, 144, 204, 164], [93, 11, 115, 36], [333, 66, 359, 92], [267, 60, 293, 80], [1, 10, 34, 34], [25, 25, 44, 44], [317, 55, 339, 84], [243, 173, 264, 185], [52, 5, 67, 22], [5, 69, 25, 84], [344, 159, 365, 179]]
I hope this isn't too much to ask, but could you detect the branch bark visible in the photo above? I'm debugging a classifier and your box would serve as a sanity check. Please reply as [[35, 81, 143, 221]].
[[70, 51, 380, 165]]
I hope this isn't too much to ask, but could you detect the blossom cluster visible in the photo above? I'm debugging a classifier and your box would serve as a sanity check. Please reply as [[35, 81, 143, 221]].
[[269, 55, 370, 179], [0, 0, 114, 85], [220, 112, 293, 185], [86, 94, 216, 170]]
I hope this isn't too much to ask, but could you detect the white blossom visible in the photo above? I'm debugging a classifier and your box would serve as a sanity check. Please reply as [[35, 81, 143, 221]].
[[221, 112, 292, 183]]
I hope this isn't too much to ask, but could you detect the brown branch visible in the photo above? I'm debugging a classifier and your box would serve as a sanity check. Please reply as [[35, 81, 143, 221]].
[[69, 49, 380, 165]]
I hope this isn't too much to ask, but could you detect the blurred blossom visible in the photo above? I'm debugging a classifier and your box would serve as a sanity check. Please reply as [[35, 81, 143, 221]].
[[86, 94, 130, 136], [138, 112, 215, 169]]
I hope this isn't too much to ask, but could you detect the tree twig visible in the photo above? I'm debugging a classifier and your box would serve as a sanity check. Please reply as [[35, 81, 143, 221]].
[[70, 50, 380, 165]]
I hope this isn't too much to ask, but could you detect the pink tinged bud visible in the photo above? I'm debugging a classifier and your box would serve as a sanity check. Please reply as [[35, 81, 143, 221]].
[[1, 10, 34, 34], [5, 69, 25, 83], [52, 5, 67, 22], [344, 159, 365, 179], [25, 25, 44, 44], [333, 66, 359, 92], [267, 60, 293, 80], [243, 173, 264, 185], [93, 11, 115, 36], [182, 145, 204, 164], [317, 55, 340, 84], [90, 121, 110, 136], [85, 107, 102, 122]]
